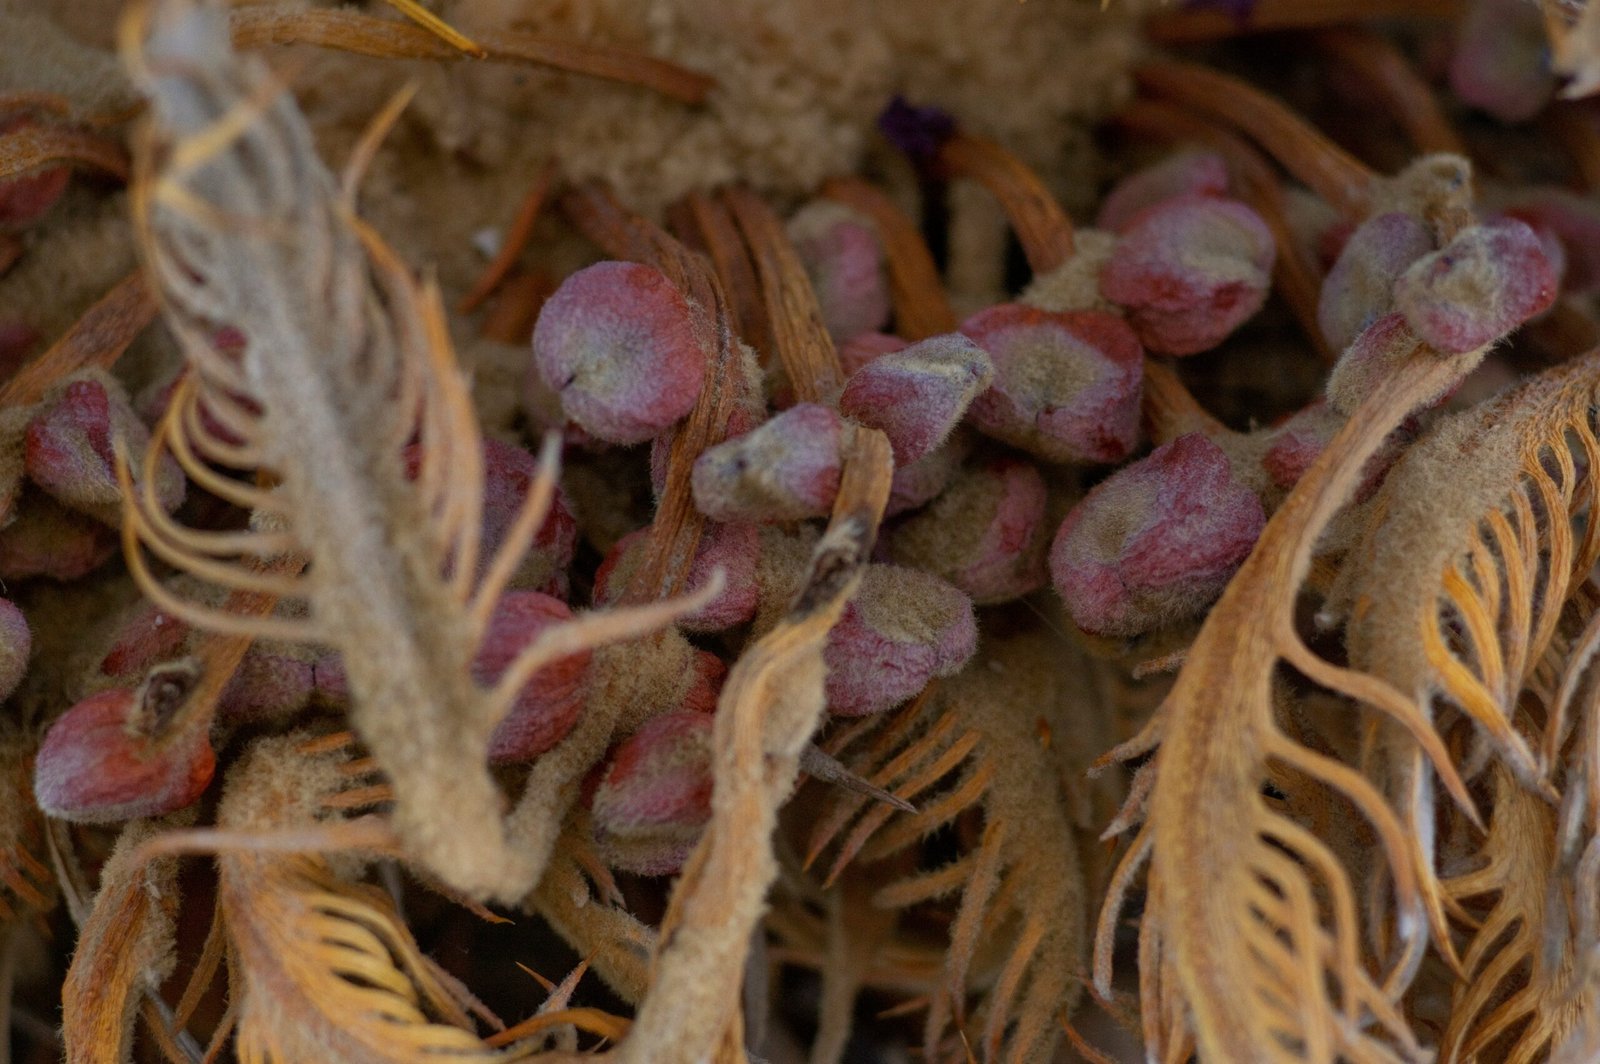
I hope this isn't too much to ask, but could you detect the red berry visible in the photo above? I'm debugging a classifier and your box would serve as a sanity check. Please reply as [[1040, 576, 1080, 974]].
[[1050, 432, 1265, 639], [98, 600, 188, 681], [885, 432, 968, 517], [691, 403, 848, 522], [1317, 212, 1434, 353], [593, 521, 759, 632], [216, 645, 317, 723], [0, 492, 116, 581], [589, 711, 715, 876], [34, 683, 216, 823], [531, 261, 706, 445], [788, 201, 891, 343], [1096, 150, 1230, 233], [961, 303, 1143, 465], [1501, 188, 1600, 294], [824, 565, 977, 716], [838, 333, 993, 465], [680, 650, 728, 714], [1393, 219, 1558, 353], [889, 456, 1049, 604], [480, 592, 591, 764], [1099, 193, 1275, 356]]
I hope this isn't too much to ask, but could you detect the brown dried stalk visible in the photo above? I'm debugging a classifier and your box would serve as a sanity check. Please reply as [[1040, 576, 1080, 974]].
[[227, 6, 714, 106], [936, 132, 1076, 276], [1095, 342, 1491, 1062], [121, 0, 712, 902], [0, 270, 155, 408], [1145, 0, 1466, 44], [617, 427, 893, 1064], [1313, 28, 1466, 156], [0, 123, 130, 183]]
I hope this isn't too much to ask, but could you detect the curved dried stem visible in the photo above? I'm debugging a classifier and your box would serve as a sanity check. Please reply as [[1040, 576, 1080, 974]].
[[0, 270, 156, 408], [1313, 28, 1466, 156], [935, 132, 1075, 276]]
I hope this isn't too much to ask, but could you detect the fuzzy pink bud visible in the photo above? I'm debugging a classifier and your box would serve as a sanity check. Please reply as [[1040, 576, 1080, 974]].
[[532, 261, 706, 445], [961, 303, 1143, 465], [1050, 433, 1265, 638], [34, 678, 216, 823], [217, 645, 317, 723], [681, 650, 728, 714], [1317, 212, 1434, 353], [1096, 150, 1230, 233], [889, 456, 1049, 604], [1501, 189, 1600, 294], [692, 403, 847, 521], [480, 592, 591, 764], [98, 601, 188, 681], [838, 333, 993, 464], [0, 493, 116, 581], [589, 711, 715, 875], [593, 521, 758, 632], [0, 598, 29, 702], [824, 565, 977, 716], [1449, 0, 1555, 124], [1261, 400, 1406, 502], [25, 374, 184, 526], [1099, 193, 1276, 356], [1393, 219, 1558, 353], [788, 202, 892, 343]]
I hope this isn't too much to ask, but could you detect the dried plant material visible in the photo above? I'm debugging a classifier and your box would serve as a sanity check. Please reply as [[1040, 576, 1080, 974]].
[[937, 131, 1078, 275], [786, 200, 891, 345], [0, 270, 154, 408], [821, 177, 958, 340], [121, 0, 716, 901], [616, 428, 892, 1064]]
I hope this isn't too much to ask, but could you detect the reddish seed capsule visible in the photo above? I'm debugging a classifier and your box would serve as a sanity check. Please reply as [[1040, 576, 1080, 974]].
[[1317, 212, 1434, 353], [889, 456, 1049, 604], [25, 373, 184, 526], [788, 201, 892, 343], [680, 650, 728, 714], [1501, 189, 1600, 295], [34, 681, 216, 823], [593, 521, 759, 632], [98, 600, 188, 681], [1096, 150, 1230, 233], [1050, 432, 1266, 639], [692, 403, 848, 522], [837, 331, 909, 378], [0, 116, 71, 231], [0, 597, 30, 702], [1260, 399, 1406, 502], [1393, 219, 1558, 354], [531, 261, 706, 445], [479, 592, 592, 764], [838, 334, 993, 465], [961, 303, 1143, 465], [0, 492, 116, 581], [1449, 0, 1555, 124], [589, 711, 715, 876], [885, 432, 969, 517], [824, 565, 977, 716], [216, 645, 317, 723]]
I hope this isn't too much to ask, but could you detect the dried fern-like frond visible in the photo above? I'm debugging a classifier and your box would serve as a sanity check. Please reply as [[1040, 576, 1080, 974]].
[[120, 0, 712, 902], [1095, 342, 1492, 1063]]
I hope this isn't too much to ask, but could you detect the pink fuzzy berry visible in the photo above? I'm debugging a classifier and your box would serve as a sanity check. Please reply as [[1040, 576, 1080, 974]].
[[1096, 150, 1230, 233], [692, 403, 848, 522], [1449, 0, 1555, 124], [25, 373, 184, 527], [890, 456, 1049, 604], [34, 682, 216, 823], [961, 303, 1143, 465], [1501, 189, 1600, 294], [1050, 432, 1265, 639], [1393, 219, 1558, 353], [593, 520, 758, 632], [824, 565, 977, 716], [838, 333, 993, 465], [885, 433, 968, 517], [98, 601, 188, 681], [0, 598, 29, 702], [1099, 193, 1276, 356], [589, 711, 715, 875], [217, 645, 317, 722], [1261, 400, 1406, 502], [837, 331, 909, 377], [788, 201, 892, 343], [1317, 212, 1434, 353], [0, 116, 70, 231], [680, 650, 728, 714], [531, 261, 706, 445], [0, 492, 116, 581], [480, 592, 591, 763]]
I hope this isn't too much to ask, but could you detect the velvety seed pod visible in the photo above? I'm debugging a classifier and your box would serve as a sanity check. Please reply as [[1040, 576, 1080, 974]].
[[25, 373, 184, 526], [1393, 219, 1558, 353], [837, 331, 909, 377], [479, 592, 592, 763], [33, 685, 215, 823], [788, 201, 892, 343], [1449, 0, 1556, 123], [824, 565, 977, 716], [889, 456, 1049, 604], [0, 116, 70, 231], [0, 597, 30, 702], [1050, 432, 1266, 638], [1099, 193, 1276, 356], [1501, 189, 1600, 294], [531, 261, 706, 445], [593, 521, 759, 632], [216, 645, 317, 722], [1261, 400, 1406, 502], [0, 491, 117, 581], [1316, 212, 1434, 353], [838, 333, 993, 464], [680, 650, 728, 714], [961, 303, 1143, 465], [1096, 150, 1230, 233], [589, 711, 715, 876], [885, 431, 969, 517], [98, 601, 187, 681], [691, 403, 848, 521]]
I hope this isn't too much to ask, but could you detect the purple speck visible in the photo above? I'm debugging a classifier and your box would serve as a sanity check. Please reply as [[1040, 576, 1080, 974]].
[[878, 96, 956, 166]]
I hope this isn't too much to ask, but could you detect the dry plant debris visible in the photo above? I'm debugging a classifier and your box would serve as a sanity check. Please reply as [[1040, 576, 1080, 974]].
[[1, 0, 1600, 1062]]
